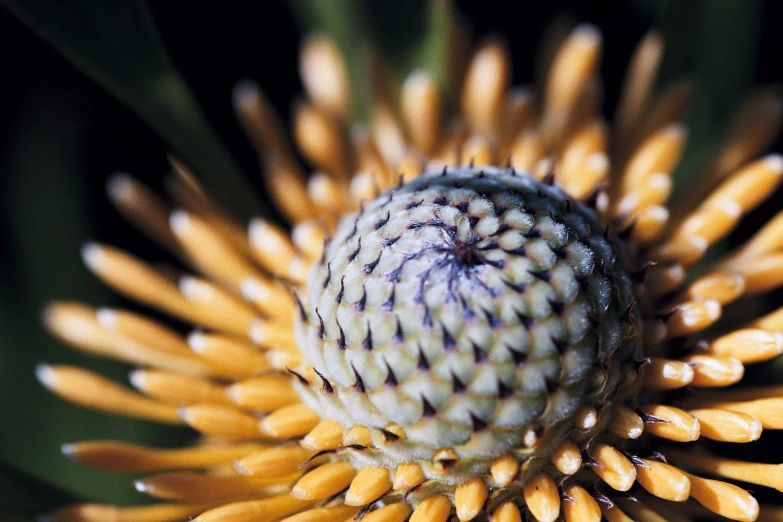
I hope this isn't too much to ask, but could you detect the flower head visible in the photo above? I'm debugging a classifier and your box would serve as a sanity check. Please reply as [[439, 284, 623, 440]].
[[38, 17, 783, 522]]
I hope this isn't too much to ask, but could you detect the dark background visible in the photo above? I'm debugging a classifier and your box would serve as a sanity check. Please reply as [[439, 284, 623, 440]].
[[0, 0, 782, 518]]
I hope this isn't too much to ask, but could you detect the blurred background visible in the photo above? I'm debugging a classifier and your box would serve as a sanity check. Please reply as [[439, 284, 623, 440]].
[[0, 0, 782, 519]]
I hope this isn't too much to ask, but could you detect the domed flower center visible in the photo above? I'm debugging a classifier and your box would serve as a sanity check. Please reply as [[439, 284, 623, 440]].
[[295, 166, 644, 480]]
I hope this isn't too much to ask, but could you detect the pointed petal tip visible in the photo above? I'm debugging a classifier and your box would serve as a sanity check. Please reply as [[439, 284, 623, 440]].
[[764, 153, 783, 172], [35, 363, 56, 388], [80, 242, 103, 270], [106, 172, 134, 201], [168, 209, 190, 235], [232, 79, 261, 108]]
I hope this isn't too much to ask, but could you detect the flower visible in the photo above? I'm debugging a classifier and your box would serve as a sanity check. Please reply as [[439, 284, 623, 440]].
[[36, 18, 783, 522]]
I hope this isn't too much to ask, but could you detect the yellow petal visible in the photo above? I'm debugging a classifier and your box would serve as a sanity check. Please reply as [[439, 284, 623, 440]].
[[523, 473, 560, 522], [291, 462, 356, 501]]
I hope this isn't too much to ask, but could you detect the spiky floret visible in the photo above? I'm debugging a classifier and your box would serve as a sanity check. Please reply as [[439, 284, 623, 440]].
[[297, 166, 644, 485], [34, 17, 783, 522]]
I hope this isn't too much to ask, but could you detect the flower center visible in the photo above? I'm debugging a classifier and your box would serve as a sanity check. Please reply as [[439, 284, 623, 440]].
[[295, 166, 644, 481], [450, 240, 485, 268]]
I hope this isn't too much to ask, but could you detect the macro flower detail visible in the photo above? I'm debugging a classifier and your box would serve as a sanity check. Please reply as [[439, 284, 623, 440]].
[[299, 166, 643, 483], [36, 19, 783, 522]]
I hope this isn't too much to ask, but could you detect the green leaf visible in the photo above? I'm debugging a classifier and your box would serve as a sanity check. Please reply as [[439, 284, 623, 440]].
[[413, 0, 458, 101], [2, 0, 264, 220], [658, 0, 764, 198], [0, 86, 190, 505]]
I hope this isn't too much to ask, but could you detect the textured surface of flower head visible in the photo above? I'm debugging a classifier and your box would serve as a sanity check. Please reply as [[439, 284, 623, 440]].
[[298, 166, 643, 471]]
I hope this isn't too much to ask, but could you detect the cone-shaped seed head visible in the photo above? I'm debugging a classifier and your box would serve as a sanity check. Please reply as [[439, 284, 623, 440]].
[[297, 166, 642, 470]]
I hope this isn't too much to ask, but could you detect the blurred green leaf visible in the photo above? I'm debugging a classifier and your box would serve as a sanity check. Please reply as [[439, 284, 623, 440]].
[[0, 88, 189, 505], [367, 0, 459, 105], [413, 1, 458, 100], [2, 0, 263, 220], [658, 0, 764, 198]]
